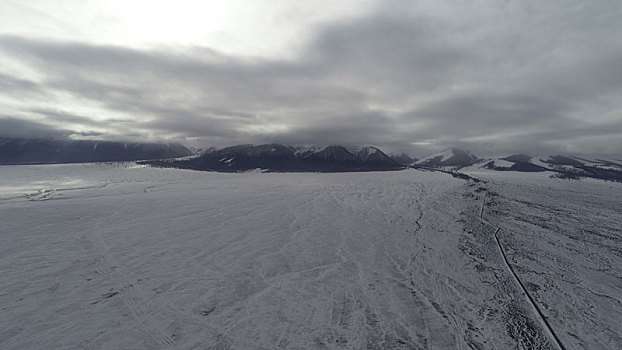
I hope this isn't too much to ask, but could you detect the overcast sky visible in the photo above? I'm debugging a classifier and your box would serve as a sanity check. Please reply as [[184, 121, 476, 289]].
[[1, 0, 621, 156]]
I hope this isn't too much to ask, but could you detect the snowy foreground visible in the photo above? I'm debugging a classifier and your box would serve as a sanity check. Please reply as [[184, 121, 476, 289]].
[[1, 164, 620, 349]]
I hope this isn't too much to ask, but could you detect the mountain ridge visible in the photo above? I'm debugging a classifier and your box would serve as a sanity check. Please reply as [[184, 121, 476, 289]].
[[145, 144, 403, 172], [3, 138, 620, 182], [0, 137, 192, 165]]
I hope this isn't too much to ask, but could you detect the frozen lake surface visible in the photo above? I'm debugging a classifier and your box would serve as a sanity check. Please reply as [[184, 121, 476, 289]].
[[1, 164, 620, 349]]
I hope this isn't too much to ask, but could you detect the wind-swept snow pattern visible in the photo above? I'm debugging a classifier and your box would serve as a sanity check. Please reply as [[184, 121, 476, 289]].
[[1, 164, 620, 349]]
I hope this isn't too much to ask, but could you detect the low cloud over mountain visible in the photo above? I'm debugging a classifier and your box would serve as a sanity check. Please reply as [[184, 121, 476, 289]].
[[0, 0, 621, 156]]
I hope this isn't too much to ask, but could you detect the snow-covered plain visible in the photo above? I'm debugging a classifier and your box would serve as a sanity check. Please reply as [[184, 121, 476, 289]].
[[1, 164, 620, 349]]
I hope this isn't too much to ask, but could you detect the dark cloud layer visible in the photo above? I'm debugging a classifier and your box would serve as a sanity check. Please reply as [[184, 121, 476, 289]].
[[0, 0, 621, 156], [0, 117, 72, 139]]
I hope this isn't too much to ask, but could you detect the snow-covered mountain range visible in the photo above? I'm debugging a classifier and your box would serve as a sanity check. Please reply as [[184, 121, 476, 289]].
[[2, 138, 620, 182], [139, 144, 622, 182], [465, 153, 622, 182], [405, 148, 622, 182], [146, 144, 405, 172]]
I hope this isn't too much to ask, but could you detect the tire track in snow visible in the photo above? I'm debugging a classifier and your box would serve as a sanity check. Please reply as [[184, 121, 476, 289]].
[[479, 196, 566, 350]]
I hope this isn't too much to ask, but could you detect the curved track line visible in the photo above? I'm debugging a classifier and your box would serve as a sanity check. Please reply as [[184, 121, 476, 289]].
[[479, 197, 566, 350]]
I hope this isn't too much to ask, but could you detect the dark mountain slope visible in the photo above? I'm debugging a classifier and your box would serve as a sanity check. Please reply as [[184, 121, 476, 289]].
[[416, 148, 478, 168], [187, 144, 297, 172], [501, 154, 532, 163], [389, 153, 416, 165], [354, 146, 400, 167], [0, 138, 192, 165], [147, 144, 404, 172]]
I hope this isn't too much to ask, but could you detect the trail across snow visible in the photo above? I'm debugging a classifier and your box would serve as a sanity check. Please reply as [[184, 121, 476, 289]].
[[478, 198, 564, 350], [467, 171, 622, 350], [0, 164, 620, 349]]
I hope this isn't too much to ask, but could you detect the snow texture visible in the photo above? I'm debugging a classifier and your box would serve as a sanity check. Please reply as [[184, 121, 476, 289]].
[[1, 163, 620, 349]]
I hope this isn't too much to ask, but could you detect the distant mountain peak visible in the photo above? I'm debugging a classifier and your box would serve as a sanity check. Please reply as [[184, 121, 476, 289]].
[[354, 146, 398, 166], [417, 148, 478, 168], [301, 145, 359, 163]]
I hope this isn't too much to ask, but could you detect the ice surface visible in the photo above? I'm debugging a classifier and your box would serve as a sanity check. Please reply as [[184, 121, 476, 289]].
[[1, 164, 620, 349]]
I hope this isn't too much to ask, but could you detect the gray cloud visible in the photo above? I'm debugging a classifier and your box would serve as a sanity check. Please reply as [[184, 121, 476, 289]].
[[409, 93, 571, 138], [0, 117, 71, 139], [264, 110, 404, 145], [0, 0, 621, 156], [0, 73, 38, 91], [30, 109, 113, 126]]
